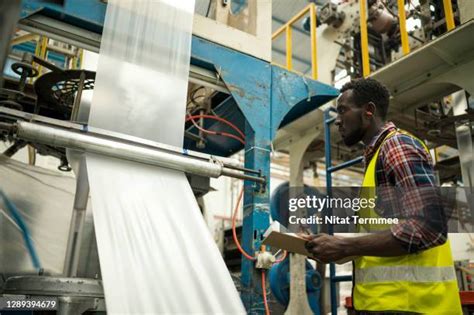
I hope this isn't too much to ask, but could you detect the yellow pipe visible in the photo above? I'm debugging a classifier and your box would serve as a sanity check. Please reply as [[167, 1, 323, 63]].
[[30, 37, 43, 84], [397, 0, 410, 55], [286, 26, 292, 70], [272, 25, 286, 40], [71, 49, 83, 70], [39, 37, 48, 59], [272, 5, 311, 39], [359, 0, 370, 77], [309, 3, 318, 80], [34, 37, 42, 59], [442, 0, 455, 31], [37, 37, 48, 75], [78, 48, 84, 69], [11, 34, 39, 46], [271, 3, 320, 78]]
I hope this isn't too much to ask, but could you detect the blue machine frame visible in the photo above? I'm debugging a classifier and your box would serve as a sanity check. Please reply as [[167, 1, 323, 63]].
[[324, 108, 362, 315], [17, 1, 339, 312]]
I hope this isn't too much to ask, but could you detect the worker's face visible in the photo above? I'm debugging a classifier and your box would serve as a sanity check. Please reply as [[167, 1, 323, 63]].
[[335, 90, 367, 146]]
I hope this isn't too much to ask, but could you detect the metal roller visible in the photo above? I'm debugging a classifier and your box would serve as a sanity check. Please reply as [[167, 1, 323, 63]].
[[10, 121, 265, 184]]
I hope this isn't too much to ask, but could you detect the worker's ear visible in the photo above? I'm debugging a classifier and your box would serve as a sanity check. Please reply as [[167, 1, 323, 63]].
[[364, 102, 376, 119]]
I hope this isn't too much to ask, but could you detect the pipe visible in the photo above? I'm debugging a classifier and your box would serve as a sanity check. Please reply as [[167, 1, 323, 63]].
[[63, 160, 89, 277], [309, 3, 318, 80], [16, 121, 222, 177], [221, 168, 265, 183], [397, 0, 410, 55], [222, 163, 260, 175], [14, 121, 265, 184], [70, 71, 86, 122], [286, 26, 293, 70], [359, 0, 371, 77], [0, 107, 253, 173], [327, 156, 363, 174], [442, 0, 455, 31]]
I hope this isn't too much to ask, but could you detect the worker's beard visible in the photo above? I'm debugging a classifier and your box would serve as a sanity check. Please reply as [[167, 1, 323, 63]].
[[342, 116, 365, 146]]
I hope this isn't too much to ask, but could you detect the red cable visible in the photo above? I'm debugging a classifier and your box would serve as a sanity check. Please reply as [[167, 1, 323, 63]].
[[187, 115, 245, 145], [262, 271, 270, 315], [190, 116, 271, 315], [186, 114, 246, 140], [229, 161, 273, 314], [232, 186, 256, 261]]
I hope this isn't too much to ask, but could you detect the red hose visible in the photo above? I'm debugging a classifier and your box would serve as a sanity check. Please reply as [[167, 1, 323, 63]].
[[232, 187, 256, 261], [189, 115, 270, 313], [187, 115, 245, 145], [186, 114, 245, 140], [262, 271, 270, 315]]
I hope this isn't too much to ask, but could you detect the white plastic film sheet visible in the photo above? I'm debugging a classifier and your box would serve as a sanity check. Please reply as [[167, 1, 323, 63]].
[[86, 0, 245, 313]]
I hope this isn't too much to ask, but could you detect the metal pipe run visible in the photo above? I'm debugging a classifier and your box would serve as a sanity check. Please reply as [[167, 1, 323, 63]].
[[63, 160, 89, 278], [13, 121, 266, 184], [327, 156, 363, 173]]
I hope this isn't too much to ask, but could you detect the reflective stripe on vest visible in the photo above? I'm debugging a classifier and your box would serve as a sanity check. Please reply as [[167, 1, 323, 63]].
[[353, 129, 462, 314], [356, 265, 456, 283]]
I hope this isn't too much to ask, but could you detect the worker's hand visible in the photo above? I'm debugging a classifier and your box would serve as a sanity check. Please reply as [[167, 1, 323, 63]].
[[301, 233, 348, 263]]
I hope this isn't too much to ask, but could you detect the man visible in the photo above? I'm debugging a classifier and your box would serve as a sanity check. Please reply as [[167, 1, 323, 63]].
[[303, 78, 461, 314]]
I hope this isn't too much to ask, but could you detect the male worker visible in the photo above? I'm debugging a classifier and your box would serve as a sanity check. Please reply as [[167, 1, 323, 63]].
[[303, 78, 462, 314]]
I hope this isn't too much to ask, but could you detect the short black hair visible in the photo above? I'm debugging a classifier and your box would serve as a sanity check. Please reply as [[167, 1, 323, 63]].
[[340, 78, 390, 119]]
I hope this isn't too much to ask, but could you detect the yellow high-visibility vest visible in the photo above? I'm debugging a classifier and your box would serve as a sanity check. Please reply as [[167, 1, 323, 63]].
[[354, 129, 462, 314]]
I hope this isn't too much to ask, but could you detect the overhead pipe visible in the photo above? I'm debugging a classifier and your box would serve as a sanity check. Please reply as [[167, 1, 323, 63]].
[[12, 121, 265, 184]]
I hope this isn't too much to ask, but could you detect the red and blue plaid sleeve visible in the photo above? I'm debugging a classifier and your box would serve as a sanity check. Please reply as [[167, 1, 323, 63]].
[[378, 134, 447, 253]]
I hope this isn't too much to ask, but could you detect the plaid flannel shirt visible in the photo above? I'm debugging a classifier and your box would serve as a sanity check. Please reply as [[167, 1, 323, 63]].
[[364, 122, 447, 253]]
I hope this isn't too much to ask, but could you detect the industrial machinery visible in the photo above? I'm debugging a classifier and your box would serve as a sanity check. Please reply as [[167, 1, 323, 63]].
[[274, 0, 474, 179], [0, 0, 338, 314], [269, 258, 322, 314], [1, 0, 473, 314]]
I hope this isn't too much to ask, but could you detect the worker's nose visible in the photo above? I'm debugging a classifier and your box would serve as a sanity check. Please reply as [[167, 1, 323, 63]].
[[335, 115, 342, 127]]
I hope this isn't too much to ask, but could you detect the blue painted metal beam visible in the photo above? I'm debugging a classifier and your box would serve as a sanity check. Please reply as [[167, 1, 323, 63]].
[[324, 108, 360, 315], [327, 156, 363, 173], [190, 36, 273, 312], [191, 36, 338, 313], [20, 0, 106, 33]]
